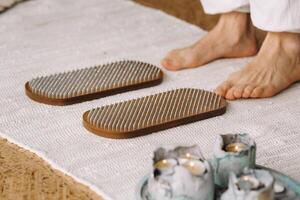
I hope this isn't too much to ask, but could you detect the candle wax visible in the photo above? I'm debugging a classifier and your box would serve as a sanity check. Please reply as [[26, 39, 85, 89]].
[[154, 159, 177, 170], [225, 142, 248, 153], [183, 160, 206, 176], [237, 176, 260, 191]]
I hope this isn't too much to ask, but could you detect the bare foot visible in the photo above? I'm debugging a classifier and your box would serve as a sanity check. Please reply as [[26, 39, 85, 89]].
[[215, 32, 300, 100], [161, 12, 258, 71]]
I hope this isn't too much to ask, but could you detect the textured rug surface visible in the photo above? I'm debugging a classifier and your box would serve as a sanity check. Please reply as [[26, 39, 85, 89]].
[[0, 0, 300, 200], [0, 138, 102, 200], [0, 0, 26, 13]]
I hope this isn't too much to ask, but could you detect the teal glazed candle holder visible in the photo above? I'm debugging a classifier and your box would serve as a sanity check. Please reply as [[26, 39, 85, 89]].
[[147, 145, 214, 200], [212, 133, 256, 188], [136, 133, 300, 200], [221, 169, 274, 200]]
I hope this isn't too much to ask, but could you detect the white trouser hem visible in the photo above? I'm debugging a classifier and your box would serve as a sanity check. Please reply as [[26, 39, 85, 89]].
[[252, 21, 300, 33], [250, 0, 300, 33], [201, 0, 250, 14], [235, 5, 250, 13], [200, 0, 300, 33]]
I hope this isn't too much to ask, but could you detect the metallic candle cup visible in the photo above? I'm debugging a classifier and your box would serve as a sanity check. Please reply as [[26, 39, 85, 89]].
[[221, 169, 275, 200], [147, 145, 214, 200], [211, 133, 256, 188]]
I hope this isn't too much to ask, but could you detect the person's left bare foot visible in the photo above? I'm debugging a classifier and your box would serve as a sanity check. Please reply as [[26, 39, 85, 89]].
[[215, 32, 300, 100], [161, 12, 258, 71]]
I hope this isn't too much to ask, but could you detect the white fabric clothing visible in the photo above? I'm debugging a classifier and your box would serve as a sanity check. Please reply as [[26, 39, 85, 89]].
[[201, 0, 250, 14], [201, 0, 300, 33]]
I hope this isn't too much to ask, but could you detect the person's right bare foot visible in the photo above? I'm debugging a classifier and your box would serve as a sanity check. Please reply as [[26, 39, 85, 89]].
[[161, 12, 258, 71], [215, 32, 300, 100]]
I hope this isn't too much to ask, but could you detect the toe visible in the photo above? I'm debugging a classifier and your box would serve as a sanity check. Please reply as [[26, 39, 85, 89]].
[[215, 81, 232, 97], [161, 58, 176, 70], [261, 85, 278, 97], [250, 87, 264, 98], [242, 85, 255, 98], [161, 51, 183, 71], [161, 58, 181, 71], [225, 87, 236, 100], [233, 85, 245, 99]]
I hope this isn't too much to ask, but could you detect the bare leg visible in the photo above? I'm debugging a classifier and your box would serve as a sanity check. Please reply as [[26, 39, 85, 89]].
[[215, 32, 300, 100], [161, 12, 258, 71]]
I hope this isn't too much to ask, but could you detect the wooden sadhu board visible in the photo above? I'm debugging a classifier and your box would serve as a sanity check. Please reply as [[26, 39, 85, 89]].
[[83, 88, 227, 139], [25, 60, 163, 106]]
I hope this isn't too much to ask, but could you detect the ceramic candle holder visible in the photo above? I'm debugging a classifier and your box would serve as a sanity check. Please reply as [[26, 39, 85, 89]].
[[147, 145, 214, 200], [212, 133, 256, 188], [221, 169, 275, 200]]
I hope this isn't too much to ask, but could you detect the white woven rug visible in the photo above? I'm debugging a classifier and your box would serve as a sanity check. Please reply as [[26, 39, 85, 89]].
[[1, 0, 300, 199]]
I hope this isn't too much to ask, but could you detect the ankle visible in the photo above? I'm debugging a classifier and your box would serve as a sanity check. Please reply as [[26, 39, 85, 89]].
[[267, 32, 300, 55], [217, 12, 255, 42], [219, 12, 251, 31]]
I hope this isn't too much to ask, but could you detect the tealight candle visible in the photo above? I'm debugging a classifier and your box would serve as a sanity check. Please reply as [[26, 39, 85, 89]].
[[221, 169, 275, 200], [273, 182, 285, 193], [212, 134, 256, 188], [154, 159, 177, 170], [178, 152, 200, 166], [183, 160, 206, 176], [237, 175, 261, 191], [186, 153, 192, 158], [149, 145, 214, 200], [184, 152, 200, 160], [225, 142, 248, 153]]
